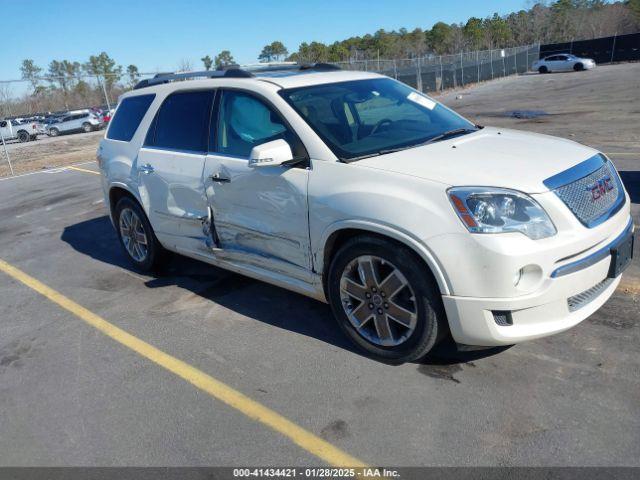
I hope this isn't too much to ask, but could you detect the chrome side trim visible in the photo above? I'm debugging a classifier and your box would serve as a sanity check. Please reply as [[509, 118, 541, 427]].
[[543, 154, 606, 190], [551, 217, 633, 278]]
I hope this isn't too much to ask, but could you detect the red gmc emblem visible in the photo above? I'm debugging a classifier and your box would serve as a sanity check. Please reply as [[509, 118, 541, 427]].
[[586, 176, 614, 202]]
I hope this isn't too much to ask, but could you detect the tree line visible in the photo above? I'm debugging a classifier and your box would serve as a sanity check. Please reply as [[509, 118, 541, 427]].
[[2, 0, 639, 117], [281, 0, 639, 63]]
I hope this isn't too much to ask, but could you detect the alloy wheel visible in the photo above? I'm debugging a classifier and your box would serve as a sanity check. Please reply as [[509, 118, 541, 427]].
[[339, 255, 418, 347], [119, 207, 148, 262]]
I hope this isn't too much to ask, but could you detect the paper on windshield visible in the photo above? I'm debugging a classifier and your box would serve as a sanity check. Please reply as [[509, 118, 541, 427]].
[[407, 92, 436, 110]]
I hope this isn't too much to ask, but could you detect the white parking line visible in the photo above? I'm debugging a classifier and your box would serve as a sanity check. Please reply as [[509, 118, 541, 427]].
[[0, 161, 98, 182]]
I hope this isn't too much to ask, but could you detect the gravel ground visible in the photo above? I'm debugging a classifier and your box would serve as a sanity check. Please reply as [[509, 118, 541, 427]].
[[0, 130, 103, 177]]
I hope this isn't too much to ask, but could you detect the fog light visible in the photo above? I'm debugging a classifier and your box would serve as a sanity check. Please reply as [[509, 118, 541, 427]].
[[515, 264, 544, 292]]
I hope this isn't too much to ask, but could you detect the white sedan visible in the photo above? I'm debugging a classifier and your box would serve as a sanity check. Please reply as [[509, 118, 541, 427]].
[[532, 54, 596, 73]]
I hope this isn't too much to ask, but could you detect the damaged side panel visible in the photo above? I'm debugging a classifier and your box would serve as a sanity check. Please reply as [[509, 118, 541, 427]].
[[202, 154, 313, 282]]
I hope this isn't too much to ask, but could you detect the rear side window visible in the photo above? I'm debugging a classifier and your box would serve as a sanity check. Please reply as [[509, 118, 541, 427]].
[[148, 90, 213, 152], [107, 94, 155, 142]]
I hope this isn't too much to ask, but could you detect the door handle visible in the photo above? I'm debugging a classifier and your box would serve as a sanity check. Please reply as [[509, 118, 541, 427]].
[[209, 173, 231, 183], [138, 163, 154, 175]]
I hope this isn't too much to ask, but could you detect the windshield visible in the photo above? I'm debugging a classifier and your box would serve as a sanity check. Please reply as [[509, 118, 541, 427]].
[[280, 78, 476, 161]]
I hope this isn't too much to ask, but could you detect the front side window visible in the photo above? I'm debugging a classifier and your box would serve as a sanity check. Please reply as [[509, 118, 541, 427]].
[[107, 94, 155, 142], [215, 90, 303, 158], [149, 90, 213, 152], [280, 78, 475, 161]]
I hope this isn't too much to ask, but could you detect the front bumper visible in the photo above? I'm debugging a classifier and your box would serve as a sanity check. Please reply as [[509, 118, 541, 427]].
[[442, 217, 633, 346]]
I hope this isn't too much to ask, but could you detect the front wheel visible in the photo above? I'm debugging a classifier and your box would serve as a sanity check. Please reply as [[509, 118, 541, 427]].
[[48, 128, 59, 137], [114, 196, 164, 271], [573, 63, 584, 71], [327, 236, 448, 363], [82, 122, 92, 133], [538, 66, 548, 74], [17, 130, 30, 142]]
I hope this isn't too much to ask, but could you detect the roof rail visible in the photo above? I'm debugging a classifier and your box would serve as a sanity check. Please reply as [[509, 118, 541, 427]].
[[299, 63, 341, 71], [132, 63, 342, 90], [133, 69, 253, 89], [230, 62, 341, 73]]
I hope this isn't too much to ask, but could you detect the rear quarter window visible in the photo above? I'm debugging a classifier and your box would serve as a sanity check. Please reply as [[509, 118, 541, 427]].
[[148, 90, 214, 152], [107, 94, 156, 142]]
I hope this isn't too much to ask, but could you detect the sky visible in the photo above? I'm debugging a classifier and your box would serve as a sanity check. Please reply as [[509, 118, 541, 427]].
[[1, 0, 527, 93]]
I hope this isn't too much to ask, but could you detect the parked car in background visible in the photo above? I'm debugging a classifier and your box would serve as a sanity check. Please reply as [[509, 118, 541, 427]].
[[99, 65, 632, 362], [0, 119, 39, 142], [102, 108, 116, 123], [533, 54, 596, 73], [46, 111, 102, 136], [19, 117, 47, 135]]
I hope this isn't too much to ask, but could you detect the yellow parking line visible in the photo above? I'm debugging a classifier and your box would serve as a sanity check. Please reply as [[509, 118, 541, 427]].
[[66, 165, 100, 175], [0, 258, 366, 468]]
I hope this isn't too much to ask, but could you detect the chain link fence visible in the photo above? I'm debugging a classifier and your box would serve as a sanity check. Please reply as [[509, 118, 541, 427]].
[[332, 44, 540, 93]]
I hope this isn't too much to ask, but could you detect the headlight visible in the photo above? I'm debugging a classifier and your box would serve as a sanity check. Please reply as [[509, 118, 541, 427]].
[[448, 187, 557, 240]]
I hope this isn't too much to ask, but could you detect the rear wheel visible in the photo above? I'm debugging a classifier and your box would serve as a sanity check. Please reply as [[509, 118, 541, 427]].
[[17, 130, 30, 142], [327, 235, 448, 363], [538, 66, 548, 74], [574, 63, 584, 71], [114, 196, 164, 271]]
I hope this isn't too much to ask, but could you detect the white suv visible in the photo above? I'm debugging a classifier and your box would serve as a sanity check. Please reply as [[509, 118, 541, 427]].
[[98, 65, 634, 362], [48, 111, 102, 136]]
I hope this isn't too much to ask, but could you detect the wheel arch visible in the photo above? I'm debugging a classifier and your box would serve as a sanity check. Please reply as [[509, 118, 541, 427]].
[[319, 221, 451, 297], [108, 184, 143, 223]]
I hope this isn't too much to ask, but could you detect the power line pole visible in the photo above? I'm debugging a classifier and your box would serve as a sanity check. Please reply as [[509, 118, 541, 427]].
[[98, 76, 112, 111]]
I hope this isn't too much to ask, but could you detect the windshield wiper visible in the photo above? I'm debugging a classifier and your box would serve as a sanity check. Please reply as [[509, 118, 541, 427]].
[[421, 127, 477, 145]]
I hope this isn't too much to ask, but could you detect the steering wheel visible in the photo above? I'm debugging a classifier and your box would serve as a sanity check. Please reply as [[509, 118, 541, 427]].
[[370, 118, 393, 136]]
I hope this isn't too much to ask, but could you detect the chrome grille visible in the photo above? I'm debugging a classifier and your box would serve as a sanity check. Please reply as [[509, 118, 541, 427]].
[[553, 161, 623, 227], [567, 278, 614, 312]]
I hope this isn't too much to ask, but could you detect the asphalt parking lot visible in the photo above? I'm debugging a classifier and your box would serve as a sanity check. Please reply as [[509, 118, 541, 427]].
[[0, 64, 639, 467]]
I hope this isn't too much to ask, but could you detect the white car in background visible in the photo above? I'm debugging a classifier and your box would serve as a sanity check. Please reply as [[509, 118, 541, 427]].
[[47, 111, 102, 136], [98, 65, 632, 362], [533, 54, 596, 73]]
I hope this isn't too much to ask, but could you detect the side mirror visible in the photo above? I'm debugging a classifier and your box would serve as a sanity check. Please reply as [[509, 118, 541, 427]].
[[249, 139, 293, 168]]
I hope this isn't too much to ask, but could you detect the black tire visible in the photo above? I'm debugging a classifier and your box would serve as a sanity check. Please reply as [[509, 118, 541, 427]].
[[114, 196, 164, 272], [30, 134, 37, 141], [538, 66, 548, 74], [573, 62, 584, 71], [327, 235, 448, 363], [82, 122, 93, 133], [17, 130, 30, 142], [48, 128, 59, 137]]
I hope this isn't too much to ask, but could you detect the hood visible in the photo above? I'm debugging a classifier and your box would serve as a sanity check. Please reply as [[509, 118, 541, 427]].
[[354, 127, 600, 193]]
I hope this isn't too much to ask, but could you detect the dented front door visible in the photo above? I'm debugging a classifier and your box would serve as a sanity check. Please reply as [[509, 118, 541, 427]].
[[202, 89, 311, 278], [203, 153, 311, 278]]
